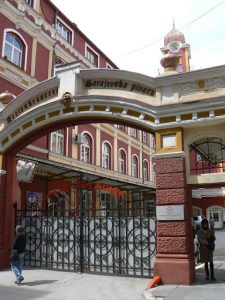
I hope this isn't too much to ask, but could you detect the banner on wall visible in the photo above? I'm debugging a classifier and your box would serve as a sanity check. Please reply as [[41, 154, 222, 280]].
[[16, 160, 37, 183], [26, 191, 42, 216]]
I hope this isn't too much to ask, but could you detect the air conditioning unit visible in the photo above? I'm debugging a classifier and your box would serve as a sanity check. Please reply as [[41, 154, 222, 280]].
[[73, 134, 83, 144]]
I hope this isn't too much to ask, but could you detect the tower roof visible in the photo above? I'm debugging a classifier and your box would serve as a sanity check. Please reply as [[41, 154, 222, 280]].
[[164, 23, 185, 46]]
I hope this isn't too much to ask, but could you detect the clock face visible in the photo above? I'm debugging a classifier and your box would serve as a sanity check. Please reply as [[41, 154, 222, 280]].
[[168, 41, 181, 53]]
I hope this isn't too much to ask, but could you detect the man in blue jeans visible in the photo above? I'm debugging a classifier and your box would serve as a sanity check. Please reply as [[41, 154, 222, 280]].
[[11, 225, 26, 285]]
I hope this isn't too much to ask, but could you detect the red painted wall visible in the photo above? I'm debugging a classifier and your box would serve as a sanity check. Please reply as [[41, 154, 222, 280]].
[[0, 77, 24, 96], [35, 42, 50, 81]]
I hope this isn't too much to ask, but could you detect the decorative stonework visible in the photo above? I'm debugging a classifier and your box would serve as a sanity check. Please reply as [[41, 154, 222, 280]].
[[156, 157, 185, 174], [156, 188, 186, 205], [157, 237, 188, 254], [179, 76, 225, 96], [157, 222, 187, 236], [157, 173, 185, 189]]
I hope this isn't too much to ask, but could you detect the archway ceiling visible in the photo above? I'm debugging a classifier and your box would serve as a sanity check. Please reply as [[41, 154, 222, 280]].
[[191, 137, 225, 164]]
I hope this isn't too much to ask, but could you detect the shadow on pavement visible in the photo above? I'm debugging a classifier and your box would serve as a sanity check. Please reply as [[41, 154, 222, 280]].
[[22, 279, 58, 286], [0, 285, 51, 300]]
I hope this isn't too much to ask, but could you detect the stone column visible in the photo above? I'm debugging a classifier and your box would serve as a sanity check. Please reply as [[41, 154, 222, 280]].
[[153, 128, 195, 285]]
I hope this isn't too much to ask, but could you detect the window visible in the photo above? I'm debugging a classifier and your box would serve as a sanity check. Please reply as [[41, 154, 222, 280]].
[[85, 45, 99, 67], [130, 128, 137, 138], [132, 156, 138, 178], [56, 20, 72, 43], [152, 163, 156, 183], [100, 192, 113, 216], [118, 125, 126, 131], [196, 153, 202, 162], [118, 150, 126, 174], [143, 160, 148, 181], [51, 130, 64, 155], [132, 193, 140, 216], [142, 131, 147, 144], [25, 0, 33, 5], [81, 190, 92, 217], [151, 134, 156, 149], [81, 134, 91, 163], [102, 142, 111, 169], [4, 33, 23, 67]]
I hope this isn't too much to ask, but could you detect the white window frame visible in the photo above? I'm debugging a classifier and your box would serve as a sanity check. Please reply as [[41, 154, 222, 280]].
[[142, 131, 147, 144], [85, 43, 99, 67], [196, 153, 202, 162], [50, 130, 64, 155], [106, 62, 113, 69], [143, 160, 149, 181], [81, 134, 91, 163], [130, 128, 137, 138], [131, 155, 138, 178], [56, 17, 74, 45], [118, 149, 126, 174], [2, 29, 28, 70], [102, 142, 111, 169]]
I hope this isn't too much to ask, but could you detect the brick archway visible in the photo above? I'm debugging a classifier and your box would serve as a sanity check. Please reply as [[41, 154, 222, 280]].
[[2, 63, 225, 284]]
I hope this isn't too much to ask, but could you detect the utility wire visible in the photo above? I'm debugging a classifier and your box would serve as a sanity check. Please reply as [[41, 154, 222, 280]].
[[116, 0, 225, 58]]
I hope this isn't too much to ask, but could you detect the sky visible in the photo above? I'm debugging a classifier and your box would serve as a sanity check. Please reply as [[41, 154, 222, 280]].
[[51, 0, 225, 77]]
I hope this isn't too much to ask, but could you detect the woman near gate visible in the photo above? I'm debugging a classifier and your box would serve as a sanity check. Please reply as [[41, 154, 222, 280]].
[[198, 218, 216, 280]]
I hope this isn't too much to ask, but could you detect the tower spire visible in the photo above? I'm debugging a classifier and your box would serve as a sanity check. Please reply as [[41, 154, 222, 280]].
[[173, 17, 175, 29]]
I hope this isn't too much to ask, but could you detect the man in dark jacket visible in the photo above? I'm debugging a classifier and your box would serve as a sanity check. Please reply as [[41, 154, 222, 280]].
[[11, 225, 26, 285]]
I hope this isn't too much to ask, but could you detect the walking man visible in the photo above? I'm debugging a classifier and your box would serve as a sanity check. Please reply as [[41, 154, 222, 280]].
[[11, 225, 26, 285]]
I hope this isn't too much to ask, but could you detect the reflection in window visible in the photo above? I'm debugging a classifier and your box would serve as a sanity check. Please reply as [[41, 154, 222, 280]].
[[81, 134, 91, 163], [4, 33, 22, 67], [143, 160, 148, 181], [56, 20, 72, 43], [51, 130, 64, 155], [132, 156, 138, 178], [102, 142, 111, 169], [86, 46, 99, 67], [118, 150, 126, 174]]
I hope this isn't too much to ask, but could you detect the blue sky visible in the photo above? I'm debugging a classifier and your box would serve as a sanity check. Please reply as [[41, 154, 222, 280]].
[[51, 0, 225, 76]]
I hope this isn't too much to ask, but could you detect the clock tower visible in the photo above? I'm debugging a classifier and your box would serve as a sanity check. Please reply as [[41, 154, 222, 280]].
[[160, 23, 191, 73]]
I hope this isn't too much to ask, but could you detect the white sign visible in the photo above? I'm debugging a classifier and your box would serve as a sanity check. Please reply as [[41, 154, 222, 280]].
[[156, 205, 184, 221], [192, 188, 225, 198]]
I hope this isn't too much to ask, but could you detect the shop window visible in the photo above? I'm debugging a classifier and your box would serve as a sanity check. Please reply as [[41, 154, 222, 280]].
[[118, 150, 126, 174], [132, 193, 141, 216], [143, 160, 149, 181], [100, 191, 113, 216], [50, 129, 64, 155], [81, 134, 91, 163], [131, 155, 138, 178], [56, 19, 72, 44], [81, 190, 92, 217], [144, 198, 155, 217], [3, 31, 26, 69], [102, 142, 111, 169], [85, 44, 99, 67]]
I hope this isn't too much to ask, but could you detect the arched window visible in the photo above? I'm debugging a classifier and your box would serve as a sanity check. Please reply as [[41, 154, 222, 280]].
[[4, 32, 23, 67], [102, 142, 111, 169], [132, 156, 138, 178], [118, 150, 126, 174], [81, 134, 91, 163], [143, 160, 149, 181]]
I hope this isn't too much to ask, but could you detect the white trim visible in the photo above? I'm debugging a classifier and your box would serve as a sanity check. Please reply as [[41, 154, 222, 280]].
[[118, 147, 127, 175], [102, 140, 112, 169], [143, 158, 149, 181], [106, 62, 113, 69], [80, 131, 94, 163], [2, 28, 28, 71], [26, 144, 49, 154], [131, 154, 139, 178], [56, 16, 74, 45], [85, 43, 100, 68], [66, 127, 69, 156]]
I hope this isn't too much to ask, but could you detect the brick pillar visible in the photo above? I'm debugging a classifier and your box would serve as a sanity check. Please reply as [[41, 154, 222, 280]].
[[154, 156, 195, 284]]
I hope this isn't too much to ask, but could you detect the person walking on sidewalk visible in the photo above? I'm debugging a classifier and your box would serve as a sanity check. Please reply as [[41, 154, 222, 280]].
[[11, 225, 26, 285], [198, 218, 216, 281]]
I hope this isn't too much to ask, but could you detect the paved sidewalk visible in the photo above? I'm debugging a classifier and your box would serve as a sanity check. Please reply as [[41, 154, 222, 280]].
[[0, 268, 149, 300], [143, 255, 225, 300]]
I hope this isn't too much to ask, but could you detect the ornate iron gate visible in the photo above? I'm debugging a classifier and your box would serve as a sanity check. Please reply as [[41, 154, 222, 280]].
[[15, 198, 156, 277]]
